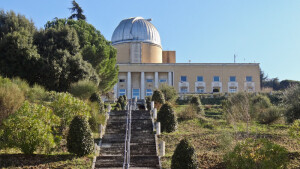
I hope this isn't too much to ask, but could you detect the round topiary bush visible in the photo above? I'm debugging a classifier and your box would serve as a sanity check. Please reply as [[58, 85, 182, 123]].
[[152, 90, 165, 109], [224, 138, 288, 169], [67, 116, 94, 156], [171, 138, 198, 169], [157, 102, 177, 133], [190, 96, 204, 114]]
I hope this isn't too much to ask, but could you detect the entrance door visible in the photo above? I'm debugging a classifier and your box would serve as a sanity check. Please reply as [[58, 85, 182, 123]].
[[132, 89, 140, 100]]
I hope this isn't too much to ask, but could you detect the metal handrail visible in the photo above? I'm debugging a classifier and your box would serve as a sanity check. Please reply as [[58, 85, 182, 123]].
[[123, 101, 132, 169], [123, 104, 129, 169]]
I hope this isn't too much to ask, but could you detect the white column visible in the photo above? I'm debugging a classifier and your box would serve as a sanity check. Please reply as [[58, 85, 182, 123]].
[[141, 72, 145, 99], [155, 72, 159, 88], [168, 72, 172, 86], [127, 72, 131, 99], [113, 83, 118, 99]]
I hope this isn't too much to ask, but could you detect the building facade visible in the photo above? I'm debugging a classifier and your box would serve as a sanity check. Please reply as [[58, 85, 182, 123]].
[[112, 17, 260, 99]]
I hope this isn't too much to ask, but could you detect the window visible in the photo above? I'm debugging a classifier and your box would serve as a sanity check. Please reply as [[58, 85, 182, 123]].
[[159, 79, 167, 83], [197, 76, 203, 82], [229, 76, 236, 82], [229, 87, 237, 93], [180, 87, 188, 93], [196, 87, 205, 93], [119, 89, 126, 96], [213, 76, 220, 82], [146, 79, 153, 83], [246, 76, 252, 82], [181, 76, 187, 82], [146, 89, 153, 96], [132, 89, 140, 99], [213, 87, 220, 93], [119, 79, 125, 83]]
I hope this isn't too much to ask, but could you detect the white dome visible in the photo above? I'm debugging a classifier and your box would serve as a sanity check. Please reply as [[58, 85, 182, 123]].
[[111, 17, 161, 47]]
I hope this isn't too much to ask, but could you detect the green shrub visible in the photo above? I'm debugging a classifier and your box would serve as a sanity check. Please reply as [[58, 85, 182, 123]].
[[69, 80, 98, 100], [152, 90, 165, 109], [50, 92, 91, 131], [289, 119, 300, 141], [224, 138, 288, 169], [67, 116, 93, 156], [159, 83, 178, 103], [171, 138, 198, 169], [89, 92, 101, 102], [250, 95, 272, 119], [90, 92, 105, 114], [258, 106, 283, 124], [157, 102, 177, 133], [117, 95, 127, 110], [0, 101, 59, 154], [190, 96, 204, 114], [282, 85, 300, 123], [11, 77, 30, 93], [26, 84, 48, 103], [115, 102, 121, 111], [177, 105, 197, 120], [0, 80, 25, 124]]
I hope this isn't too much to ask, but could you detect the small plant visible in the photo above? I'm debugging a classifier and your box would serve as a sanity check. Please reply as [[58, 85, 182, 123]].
[[152, 90, 165, 109], [289, 119, 300, 141], [190, 96, 204, 114], [171, 138, 198, 169], [69, 80, 98, 100], [67, 116, 93, 156], [145, 96, 152, 110], [157, 102, 177, 133], [250, 94, 272, 119], [224, 138, 288, 169], [116, 95, 127, 110]]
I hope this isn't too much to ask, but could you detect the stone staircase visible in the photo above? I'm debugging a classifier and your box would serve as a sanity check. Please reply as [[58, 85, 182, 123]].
[[130, 110, 160, 168], [94, 110, 160, 169], [95, 111, 126, 168]]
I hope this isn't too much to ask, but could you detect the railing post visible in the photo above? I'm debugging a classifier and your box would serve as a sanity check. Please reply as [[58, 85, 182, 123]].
[[153, 108, 157, 120], [159, 141, 165, 156], [156, 122, 161, 135], [151, 101, 155, 111]]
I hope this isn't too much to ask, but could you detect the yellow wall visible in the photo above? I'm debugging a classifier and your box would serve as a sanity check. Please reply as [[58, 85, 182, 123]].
[[117, 63, 261, 93], [114, 42, 162, 64]]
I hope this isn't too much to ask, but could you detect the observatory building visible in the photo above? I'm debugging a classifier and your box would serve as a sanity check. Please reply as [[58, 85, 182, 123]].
[[112, 17, 260, 99]]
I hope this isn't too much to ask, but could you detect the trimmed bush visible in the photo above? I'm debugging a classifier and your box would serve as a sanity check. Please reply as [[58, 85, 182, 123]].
[[0, 78, 25, 124], [118, 95, 127, 110], [159, 83, 178, 103], [171, 138, 198, 169], [152, 90, 165, 109], [69, 80, 98, 100], [67, 116, 93, 156], [190, 96, 204, 114], [0, 101, 59, 154], [157, 102, 177, 133], [145, 96, 152, 110], [224, 138, 288, 169]]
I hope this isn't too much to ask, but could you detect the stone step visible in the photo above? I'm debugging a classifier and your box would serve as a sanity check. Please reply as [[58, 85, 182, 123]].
[[95, 156, 124, 168], [130, 156, 160, 168]]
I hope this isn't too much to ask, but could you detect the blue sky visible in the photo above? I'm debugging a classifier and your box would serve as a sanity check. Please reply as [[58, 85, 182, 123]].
[[2, 0, 300, 81]]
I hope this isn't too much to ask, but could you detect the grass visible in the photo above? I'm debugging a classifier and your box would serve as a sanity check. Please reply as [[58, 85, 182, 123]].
[[0, 149, 93, 169], [159, 105, 300, 169]]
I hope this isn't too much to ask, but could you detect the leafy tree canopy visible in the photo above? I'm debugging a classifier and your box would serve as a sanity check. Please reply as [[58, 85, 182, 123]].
[[69, 0, 86, 21]]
